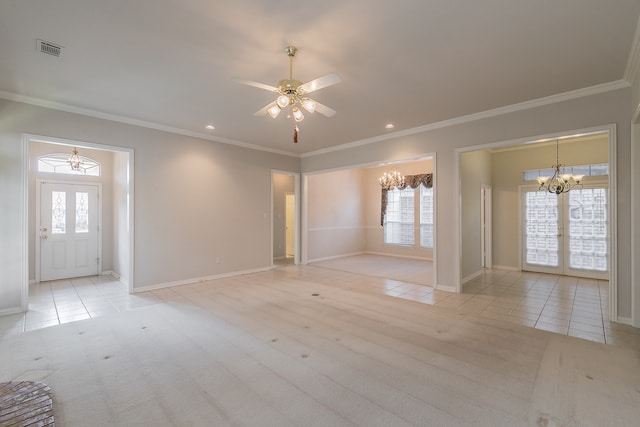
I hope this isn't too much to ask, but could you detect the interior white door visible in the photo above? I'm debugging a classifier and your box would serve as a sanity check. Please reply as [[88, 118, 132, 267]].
[[40, 182, 99, 281], [522, 185, 608, 279], [285, 192, 295, 257]]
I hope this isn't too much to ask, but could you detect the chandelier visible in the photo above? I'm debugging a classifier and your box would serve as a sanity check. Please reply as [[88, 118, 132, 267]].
[[379, 171, 405, 190], [68, 147, 82, 171], [536, 140, 584, 194]]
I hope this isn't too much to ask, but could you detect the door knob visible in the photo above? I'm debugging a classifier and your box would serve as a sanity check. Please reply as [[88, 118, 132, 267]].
[[40, 227, 48, 232], [41, 235, 48, 239]]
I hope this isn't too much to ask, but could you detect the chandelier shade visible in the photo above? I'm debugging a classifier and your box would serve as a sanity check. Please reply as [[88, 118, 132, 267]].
[[68, 147, 82, 171], [537, 140, 584, 194]]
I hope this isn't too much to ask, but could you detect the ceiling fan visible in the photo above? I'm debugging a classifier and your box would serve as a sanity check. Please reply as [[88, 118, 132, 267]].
[[235, 46, 341, 143]]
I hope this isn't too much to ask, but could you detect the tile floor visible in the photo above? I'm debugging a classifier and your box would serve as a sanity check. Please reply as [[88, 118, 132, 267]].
[[383, 268, 612, 344], [1, 264, 638, 349]]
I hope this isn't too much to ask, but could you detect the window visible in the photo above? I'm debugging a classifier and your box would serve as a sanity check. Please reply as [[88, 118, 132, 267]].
[[38, 153, 101, 176], [522, 163, 608, 182], [384, 187, 415, 245], [384, 186, 433, 248], [420, 186, 434, 247]]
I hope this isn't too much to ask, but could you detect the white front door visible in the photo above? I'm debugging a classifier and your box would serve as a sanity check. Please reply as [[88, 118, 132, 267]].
[[521, 184, 608, 280], [39, 182, 100, 281]]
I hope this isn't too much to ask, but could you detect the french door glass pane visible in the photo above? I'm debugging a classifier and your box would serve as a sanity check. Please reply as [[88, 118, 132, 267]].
[[568, 188, 607, 271], [75, 192, 89, 233], [524, 191, 558, 267], [52, 191, 66, 234]]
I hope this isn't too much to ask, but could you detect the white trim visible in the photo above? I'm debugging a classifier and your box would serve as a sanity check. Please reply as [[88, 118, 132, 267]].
[[21, 138, 29, 312], [480, 185, 492, 269], [617, 316, 633, 326], [1, 90, 299, 159], [364, 251, 431, 261], [0, 307, 24, 317], [132, 266, 273, 293], [624, 16, 640, 84], [307, 225, 369, 232], [608, 127, 618, 323], [461, 270, 483, 285], [454, 146, 462, 293], [434, 283, 457, 293], [301, 80, 629, 158], [306, 252, 366, 264], [490, 265, 520, 272], [101, 270, 120, 279], [1, 79, 629, 161], [632, 109, 640, 328]]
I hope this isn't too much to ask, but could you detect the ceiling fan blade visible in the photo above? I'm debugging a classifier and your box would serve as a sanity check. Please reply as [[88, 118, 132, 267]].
[[254, 101, 277, 116], [299, 73, 342, 94], [314, 101, 337, 117], [234, 79, 279, 92]]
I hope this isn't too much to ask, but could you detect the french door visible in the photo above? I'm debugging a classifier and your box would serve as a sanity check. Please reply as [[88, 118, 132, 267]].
[[521, 184, 608, 280], [38, 181, 100, 281]]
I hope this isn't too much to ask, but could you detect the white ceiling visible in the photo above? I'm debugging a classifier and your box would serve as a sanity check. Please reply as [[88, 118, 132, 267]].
[[1, 1, 639, 156]]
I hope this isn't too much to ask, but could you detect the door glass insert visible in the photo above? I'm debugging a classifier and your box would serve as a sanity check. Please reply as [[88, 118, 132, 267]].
[[524, 191, 558, 267], [75, 192, 89, 233], [568, 188, 607, 271], [52, 191, 66, 234]]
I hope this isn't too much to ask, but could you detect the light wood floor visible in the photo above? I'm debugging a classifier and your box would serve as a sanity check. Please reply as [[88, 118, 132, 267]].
[[1, 261, 639, 425]]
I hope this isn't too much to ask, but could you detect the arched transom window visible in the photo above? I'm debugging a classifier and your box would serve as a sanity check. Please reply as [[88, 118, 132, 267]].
[[37, 153, 101, 176]]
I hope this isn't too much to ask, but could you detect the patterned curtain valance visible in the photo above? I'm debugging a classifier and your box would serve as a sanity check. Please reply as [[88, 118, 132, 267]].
[[381, 173, 433, 225]]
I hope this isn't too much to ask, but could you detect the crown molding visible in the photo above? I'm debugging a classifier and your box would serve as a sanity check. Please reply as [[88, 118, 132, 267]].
[[301, 79, 630, 158], [0, 90, 300, 158], [624, 15, 640, 84]]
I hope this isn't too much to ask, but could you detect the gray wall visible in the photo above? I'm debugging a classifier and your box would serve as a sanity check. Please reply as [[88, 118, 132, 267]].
[[460, 150, 492, 281], [0, 98, 299, 313]]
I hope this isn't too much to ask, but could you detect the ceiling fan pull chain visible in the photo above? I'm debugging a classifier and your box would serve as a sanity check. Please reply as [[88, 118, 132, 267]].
[[293, 125, 299, 143]]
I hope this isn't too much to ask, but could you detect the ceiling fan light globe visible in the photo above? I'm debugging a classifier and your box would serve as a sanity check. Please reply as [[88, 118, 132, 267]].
[[268, 105, 281, 118], [277, 95, 290, 108], [292, 107, 304, 122], [301, 98, 316, 113]]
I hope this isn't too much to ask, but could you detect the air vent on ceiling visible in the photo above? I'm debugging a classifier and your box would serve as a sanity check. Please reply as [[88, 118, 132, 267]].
[[37, 39, 62, 57]]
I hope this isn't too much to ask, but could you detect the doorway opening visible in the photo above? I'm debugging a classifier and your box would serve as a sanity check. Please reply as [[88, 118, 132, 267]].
[[458, 125, 616, 323], [23, 134, 134, 312], [272, 171, 300, 266]]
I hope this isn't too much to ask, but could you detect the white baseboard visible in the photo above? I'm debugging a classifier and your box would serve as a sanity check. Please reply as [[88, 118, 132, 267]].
[[101, 270, 121, 279], [364, 251, 432, 261], [491, 265, 520, 271], [307, 251, 365, 264], [0, 306, 25, 316], [461, 270, 483, 285], [435, 283, 457, 293], [616, 316, 632, 326], [132, 266, 273, 293]]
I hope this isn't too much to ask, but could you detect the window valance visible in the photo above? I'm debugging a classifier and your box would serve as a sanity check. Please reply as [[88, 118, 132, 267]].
[[381, 173, 432, 225]]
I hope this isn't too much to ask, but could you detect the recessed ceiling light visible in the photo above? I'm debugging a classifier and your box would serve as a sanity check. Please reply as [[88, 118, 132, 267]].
[[205, 124, 215, 130], [385, 123, 394, 129]]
